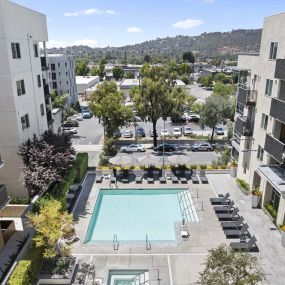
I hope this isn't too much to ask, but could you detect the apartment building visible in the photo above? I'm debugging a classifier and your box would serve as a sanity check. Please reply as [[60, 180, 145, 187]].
[[46, 54, 78, 107], [0, 0, 51, 197], [232, 12, 285, 225]]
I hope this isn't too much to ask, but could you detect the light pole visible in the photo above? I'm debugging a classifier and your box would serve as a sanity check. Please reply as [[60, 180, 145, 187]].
[[162, 119, 166, 167]]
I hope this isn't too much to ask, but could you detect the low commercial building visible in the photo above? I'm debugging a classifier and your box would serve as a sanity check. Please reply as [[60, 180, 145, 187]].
[[119, 78, 140, 97], [76, 76, 100, 101]]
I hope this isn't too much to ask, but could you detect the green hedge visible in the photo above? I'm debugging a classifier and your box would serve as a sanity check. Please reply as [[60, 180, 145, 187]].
[[264, 203, 277, 219], [8, 245, 42, 285], [74, 153, 88, 183], [236, 178, 250, 193]]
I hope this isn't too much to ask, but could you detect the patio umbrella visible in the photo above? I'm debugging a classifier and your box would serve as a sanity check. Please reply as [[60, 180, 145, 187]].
[[109, 155, 134, 166], [168, 155, 190, 165], [137, 155, 160, 166]]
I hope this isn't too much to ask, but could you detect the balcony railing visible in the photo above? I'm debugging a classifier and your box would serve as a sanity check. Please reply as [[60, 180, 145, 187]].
[[234, 116, 254, 136], [237, 85, 257, 106], [43, 84, 51, 101], [270, 98, 285, 124], [46, 109, 53, 125], [0, 185, 9, 211], [41, 56, 49, 71], [264, 133, 285, 164], [274, 59, 285, 80]]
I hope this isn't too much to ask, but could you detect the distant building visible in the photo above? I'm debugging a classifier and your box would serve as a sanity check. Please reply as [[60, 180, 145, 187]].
[[76, 76, 100, 101], [119, 78, 140, 97]]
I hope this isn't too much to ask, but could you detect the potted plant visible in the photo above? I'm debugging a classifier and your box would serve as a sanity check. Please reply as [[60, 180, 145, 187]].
[[229, 160, 238, 178], [280, 225, 285, 247], [251, 186, 262, 208]]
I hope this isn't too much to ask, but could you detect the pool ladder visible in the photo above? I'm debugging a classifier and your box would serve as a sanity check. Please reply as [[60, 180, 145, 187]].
[[113, 234, 119, 250]]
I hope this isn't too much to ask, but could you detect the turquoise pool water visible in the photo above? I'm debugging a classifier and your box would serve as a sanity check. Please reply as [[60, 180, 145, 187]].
[[85, 188, 198, 243]]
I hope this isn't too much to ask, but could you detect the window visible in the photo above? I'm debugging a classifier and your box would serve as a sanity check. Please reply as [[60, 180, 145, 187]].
[[52, 73, 56, 80], [34, 44, 38, 57], [51, 64, 55, 71], [66, 81, 69, 85], [11, 43, 21, 59], [58, 72, 61, 77], [265, 79, 273, 96], [59, 81, 61, 85], [58, 62, 60, 67], [261, 114, 269, 130], [270, 188, 280, 212], [66, 71, 68, 77], [236, 102, 244, 116], [65, 62, 67, 68], [257, 145, 264, 161], [269, 42, 278, 60], [40, 104, 45, 116], [52, 82, 57, 89], [16, 80, 25, 96], [21, 114, 30, 130], [37, 75, 41, 87], [60, 90, 63, 95], [66, 90, 70, 94]]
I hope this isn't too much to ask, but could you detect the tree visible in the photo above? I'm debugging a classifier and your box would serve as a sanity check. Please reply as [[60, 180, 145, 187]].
[[90, 59, 106, 80], [191, 101, 204, 114], [182, 51, 195, 64], [213, 82, 237, 98], [180, 74, 190, 85], [125, 71, 135, 79], [75, 59, 89, 76], [112, 66, 124, 81], [143, 54, 151, 63], [196, 244, 265, 285], [198, 76, 213, 88], [199, 96, 231, 144], [89, 81, 133, 138], [29, 199, 73, 258], [213, 73, 232, 84], [178, 63, 192, 76], [211, 57, 222, 67]]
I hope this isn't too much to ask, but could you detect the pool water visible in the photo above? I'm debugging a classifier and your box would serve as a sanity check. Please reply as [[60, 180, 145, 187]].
[[107, 270, 149, 285], [85, 188, 198, 243]]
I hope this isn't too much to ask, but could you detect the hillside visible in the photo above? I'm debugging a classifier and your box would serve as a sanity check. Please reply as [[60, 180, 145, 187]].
[[47, 29, 262, 63]]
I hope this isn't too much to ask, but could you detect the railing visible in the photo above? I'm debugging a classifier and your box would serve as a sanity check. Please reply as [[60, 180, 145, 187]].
[[264, 134, 285, 164], [274, 59, 285, 80], [235, 116, 253, 137], [270, 98, 285, 124], [40, 56, 49, 71], [146, 234, 151, 250], [113, 234, 119, 250], [237, 86, 257, 106]]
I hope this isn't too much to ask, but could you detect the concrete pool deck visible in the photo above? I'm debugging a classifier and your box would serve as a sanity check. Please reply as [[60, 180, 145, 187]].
[[72, 173, 285, 285]]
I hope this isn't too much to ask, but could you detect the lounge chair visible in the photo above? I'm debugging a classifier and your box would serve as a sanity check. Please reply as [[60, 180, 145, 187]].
[[217, 207, 239, 221], [214, 201, 235, 213], [135, 170, 143, 183], [221, 216, 244, 229], [170, 171, 179, 183], [180, 169, 192, 183], [191, 170, 199, 184], [159, 170, 166, 183], [121, 169, 129, 183], [199, 169, 208, 183], [210, 193, 230, 205], [230, 236, 257, 251], [147, 169, 154, 183], [95, 170, 103, 183], [224, 223, 249, 238]]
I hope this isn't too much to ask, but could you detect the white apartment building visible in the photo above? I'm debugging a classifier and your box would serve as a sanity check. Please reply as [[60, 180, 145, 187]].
[[232, 12, 285, 225], [46, 54, 78, 107], [0, 0, 50, 197]]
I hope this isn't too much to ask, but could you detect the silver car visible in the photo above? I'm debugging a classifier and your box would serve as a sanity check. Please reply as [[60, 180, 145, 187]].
[[123, 129, 133, 138], [192, 143, 213, 151], [120, 144, 145, 153]]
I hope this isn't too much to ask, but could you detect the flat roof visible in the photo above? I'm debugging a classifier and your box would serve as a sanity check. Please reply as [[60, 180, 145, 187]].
[[76, 76, 100, 84], [120, 79, 140, 87]]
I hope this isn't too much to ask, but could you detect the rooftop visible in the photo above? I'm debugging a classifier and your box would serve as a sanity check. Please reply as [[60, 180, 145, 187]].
[[76, 76, 100, 85], [120, 79, 140, 88]]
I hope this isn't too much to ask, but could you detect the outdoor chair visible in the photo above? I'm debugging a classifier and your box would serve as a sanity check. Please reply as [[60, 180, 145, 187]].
[[147, 169, 154, 183], [230, 236, 257, 251], [224, 223, 249, 238], [217, 207, 239, 221], [180, 169, 192, 183], [121, 169, 129, 183], [214, 201, 235, 213], [221, 216, 245, 229], [135, 171, 143, 183], [171, 170, 179, 183], [191, 170, 199, 184], [199, 169, 208, 183], [95, 170, 103, 183], [210, 193, 231, 205], [159, 170, 166, 184]]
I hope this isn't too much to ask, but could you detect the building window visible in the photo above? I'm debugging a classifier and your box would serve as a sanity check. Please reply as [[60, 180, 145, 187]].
[[59, 81, 61, 85], [40, 104, 45, 116], [67, 90, 70, 94], [261, 114, 268, 130], [52, 82, 57, 89], [16, 80, 25, 96], [51, 64, 55, 71], [65, 62, 67, 68], [66, 71, 68, 77], [34, 44, 39, 57], [66, 81, 69, 85], [11, 43, 21, 59], [52, 73, 56, 80], [265, 79, 273, 96], [60, 90, 63, 95], [257, 145, 264, 161], [270, 188, 280, 212], [59, 72, 61, 77], [21, 114, 30, 130], [37, 75, 41, 87], [269, 42, 278, 60], [58, 62, 60, 67], [236, 102, 244, 116]]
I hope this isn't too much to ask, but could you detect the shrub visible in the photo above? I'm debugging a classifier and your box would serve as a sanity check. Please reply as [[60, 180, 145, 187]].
[[74, 153, 88, 183], [191, 164, 197, 169], [264, 203, 277, 219], [9, 196, 30, 205], [200, 164, 207, 169], [236, 178, 250, 192]]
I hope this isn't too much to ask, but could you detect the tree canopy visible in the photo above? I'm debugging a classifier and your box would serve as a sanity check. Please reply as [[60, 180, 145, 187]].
[[112, 66, 124, 81], [75, 59, 89, 76], [213, 82, 237, 98], [182, 51, 195, 63]]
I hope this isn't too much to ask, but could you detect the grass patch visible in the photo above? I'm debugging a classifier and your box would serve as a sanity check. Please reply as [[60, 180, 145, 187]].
[[236, 178, 250, 193], [264, 203, 277, 219]]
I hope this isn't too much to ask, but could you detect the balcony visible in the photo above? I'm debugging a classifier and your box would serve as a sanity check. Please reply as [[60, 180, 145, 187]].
[[0, 185, 9, 211], [235, 116, 254, 136], [264, 134, 285, 164], [43, 84, 51, 100], [46, 109, 53, 125], [41, 56, 49, 71], [270, 98, 285, 124], [274, 59, 285, 80], [237, 86, 257, 106]]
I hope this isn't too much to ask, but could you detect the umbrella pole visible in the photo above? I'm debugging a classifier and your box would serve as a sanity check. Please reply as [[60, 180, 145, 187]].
[[162, 120, 165, 167]]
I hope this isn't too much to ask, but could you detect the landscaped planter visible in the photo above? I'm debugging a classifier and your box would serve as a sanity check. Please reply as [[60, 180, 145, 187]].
[[37, 257, 76, 285], [251, 195, 262, 208], [262, 207, 276, 223]]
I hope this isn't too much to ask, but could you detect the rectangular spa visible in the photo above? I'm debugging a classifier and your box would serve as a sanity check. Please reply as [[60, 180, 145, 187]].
[[85, 188, 198, 244]]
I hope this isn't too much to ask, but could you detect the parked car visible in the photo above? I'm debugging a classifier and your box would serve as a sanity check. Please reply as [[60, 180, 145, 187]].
[[69, 114, 83, 121], [160, 129, 170, 137], [135, 126, 146, 137], [192, 143, 213, 152], [188, 114, 200, 123], [183, 126, 193, 136], [149, 130, 158, 137], [154, 143, 176, 152], [120, 144, 145, 153], [63, 120, 79, 127], [215, 127, 225, 135], [171, 115, 187, 124], [63, 127, 77, 134], [123, 129, 133, 138], [173, 127, 182, 138], [82, 111, 92, 119], [113, 130, 121, 139]]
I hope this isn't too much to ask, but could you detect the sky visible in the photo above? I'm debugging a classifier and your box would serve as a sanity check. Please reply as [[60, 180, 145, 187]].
[[11, 0, 285, 48]]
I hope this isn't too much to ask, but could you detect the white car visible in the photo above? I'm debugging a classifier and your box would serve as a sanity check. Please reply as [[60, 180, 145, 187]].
[[123, 129, 133, 138], [173, 127, 182, 138], [160, 129, 169, 137], [71, 114, 83, 121], [63, 127, 77, 134], [183, 127, 193, 136], [120, 144, 145, 153]]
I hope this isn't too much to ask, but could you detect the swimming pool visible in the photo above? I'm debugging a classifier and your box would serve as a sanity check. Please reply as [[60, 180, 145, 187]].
[[85, 188, 198, 243], [107, 270, 149, 285]]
